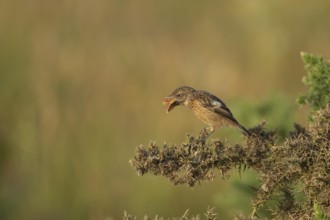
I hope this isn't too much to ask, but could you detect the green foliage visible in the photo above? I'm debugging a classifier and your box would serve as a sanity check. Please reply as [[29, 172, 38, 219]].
[[314, 203, 328, 220], [298, 52, 330, 110]]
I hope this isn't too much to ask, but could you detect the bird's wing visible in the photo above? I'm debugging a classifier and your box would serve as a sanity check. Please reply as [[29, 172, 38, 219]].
[[197, 91, 238, 123]]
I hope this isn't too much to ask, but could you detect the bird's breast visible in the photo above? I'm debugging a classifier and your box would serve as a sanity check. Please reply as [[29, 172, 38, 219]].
[[190, 101, 212, 125], [190, 100, 233, 128]]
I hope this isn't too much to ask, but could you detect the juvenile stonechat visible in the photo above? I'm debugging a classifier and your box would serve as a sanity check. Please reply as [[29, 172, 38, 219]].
[[162, 86, 251, 136]]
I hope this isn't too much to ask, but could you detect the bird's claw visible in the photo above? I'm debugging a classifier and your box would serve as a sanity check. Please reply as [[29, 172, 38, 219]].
[[198, 127, 214, 141]]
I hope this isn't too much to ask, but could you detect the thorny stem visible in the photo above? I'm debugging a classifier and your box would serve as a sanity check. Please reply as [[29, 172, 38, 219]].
[[130, 106, 330, 219]]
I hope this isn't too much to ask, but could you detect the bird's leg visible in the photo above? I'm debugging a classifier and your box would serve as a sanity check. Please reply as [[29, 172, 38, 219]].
[[207, 126, 215, 135], [200, 127, 214, 140], [207, 127, 215, 138]]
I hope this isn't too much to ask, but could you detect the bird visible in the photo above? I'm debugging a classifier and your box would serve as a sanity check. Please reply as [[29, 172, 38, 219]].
[[162, 86, 251, 136]]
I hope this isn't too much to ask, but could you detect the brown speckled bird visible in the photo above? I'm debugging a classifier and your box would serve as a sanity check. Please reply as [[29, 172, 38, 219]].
[[162, 86, 250, 136]]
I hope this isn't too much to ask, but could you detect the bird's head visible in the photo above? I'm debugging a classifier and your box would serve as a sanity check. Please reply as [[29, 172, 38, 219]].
[[162, 86, 196, 113]]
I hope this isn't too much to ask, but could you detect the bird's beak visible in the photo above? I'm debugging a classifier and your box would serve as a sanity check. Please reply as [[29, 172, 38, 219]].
[[162, 96, 178, 113]]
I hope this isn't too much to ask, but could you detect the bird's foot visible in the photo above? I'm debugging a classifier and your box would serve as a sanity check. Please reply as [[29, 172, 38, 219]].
[[198, 127, 214, 141]]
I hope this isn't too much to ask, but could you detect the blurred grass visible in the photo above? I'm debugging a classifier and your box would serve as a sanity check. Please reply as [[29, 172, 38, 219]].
[[0, 0, 330, 219]]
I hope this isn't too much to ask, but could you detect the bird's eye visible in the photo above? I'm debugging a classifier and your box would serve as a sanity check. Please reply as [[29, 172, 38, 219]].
[[176, 93, 182, 98]]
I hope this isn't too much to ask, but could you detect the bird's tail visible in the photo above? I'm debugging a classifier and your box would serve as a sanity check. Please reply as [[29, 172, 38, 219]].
[[236, 123, 251, 136]]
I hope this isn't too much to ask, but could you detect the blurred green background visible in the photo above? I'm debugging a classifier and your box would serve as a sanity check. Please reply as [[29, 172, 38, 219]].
[[1, 1, 330, 219]]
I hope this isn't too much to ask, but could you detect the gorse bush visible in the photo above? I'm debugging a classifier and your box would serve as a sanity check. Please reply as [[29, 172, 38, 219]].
[[298, 52, 330, 110], [128, 53, 330, 220]]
